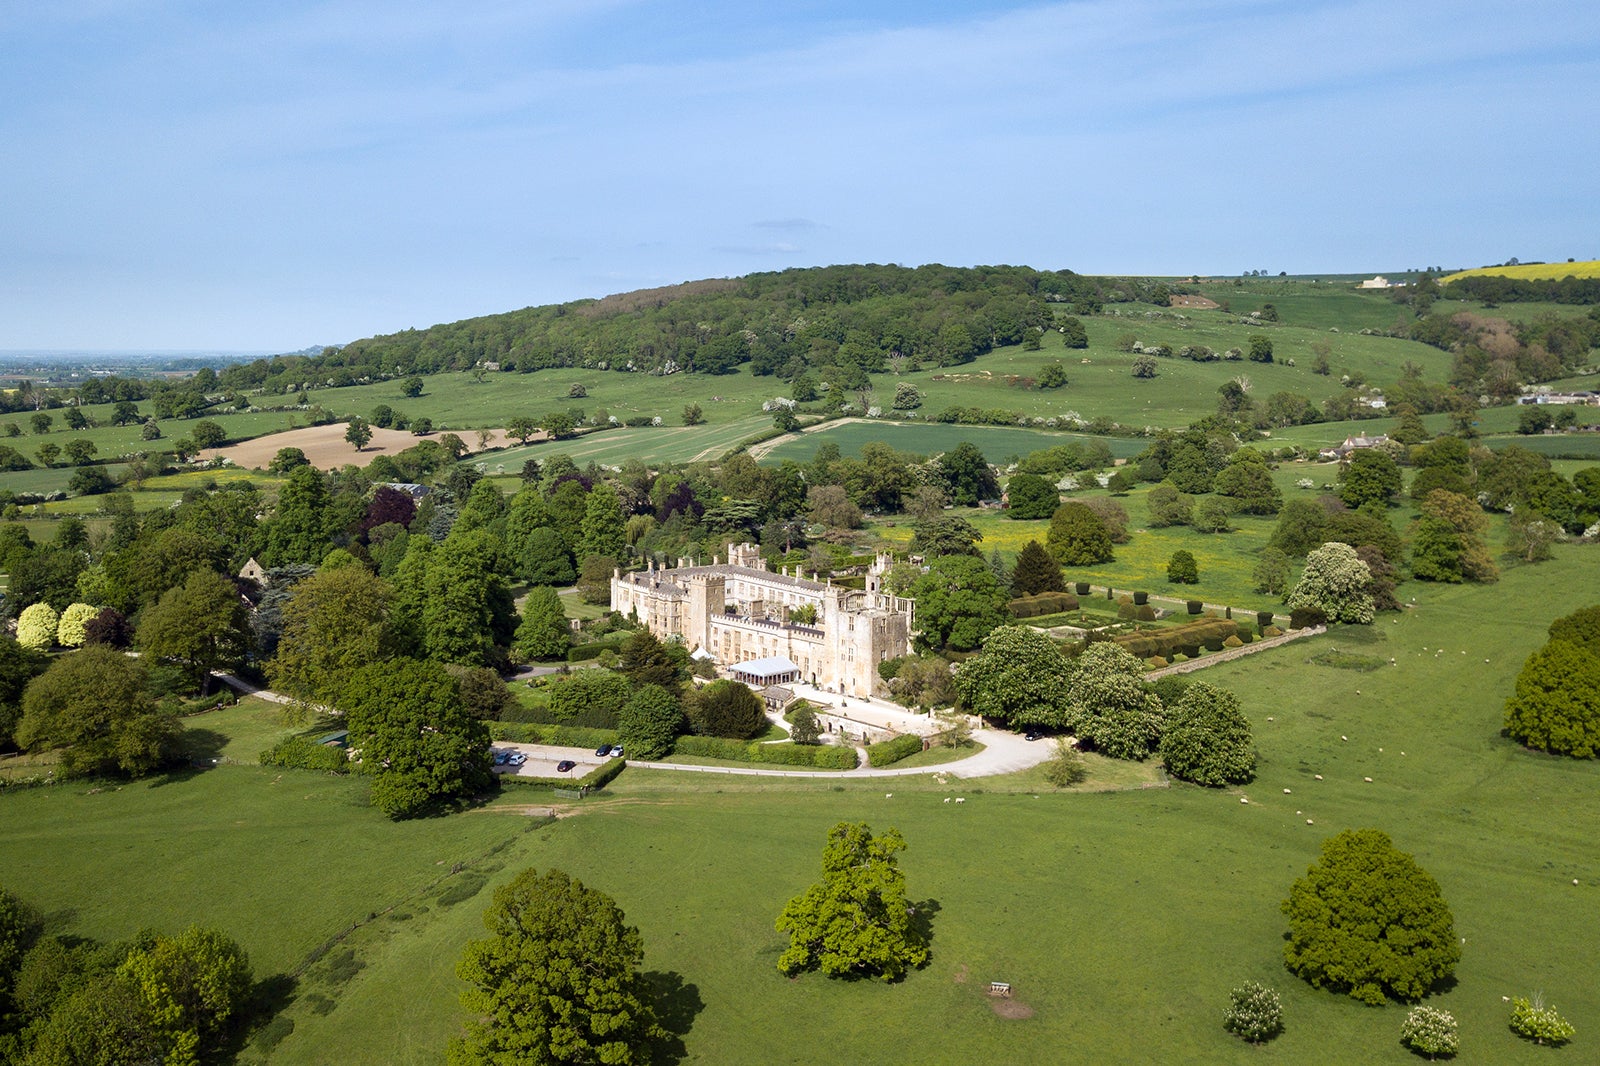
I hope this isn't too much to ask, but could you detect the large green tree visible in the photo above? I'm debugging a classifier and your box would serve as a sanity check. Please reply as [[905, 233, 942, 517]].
[[1009, 539, 1064, 596], [1065, 643, 1165, 760], [1213, 451, 1282, 515], [686, 680, 765, 740], [267, 566, 398, 711], [260, 464, 333, 568], [1504, 614, 1600, 758], [909, 555, 1008, 651], [1282, 828, 1459, 1005], [135, 570, 251, 694], [1158, 681, 1255, 785], [16, 647, 180, 777], [449, 868, 665, 1066], [938, 442, 998, 506], [0, 635, 47, 751], [952, 625, 1074, 727], [343, 659, 493, 818], [578, 484, 627, 563], [512, 586, 570, 662], [1004, 472, 1059, 520], [1338, 449, 1401, 510], [1047, 502, 1113, 565], [776, 822, 929, 982], [616, 684, 682, 761]]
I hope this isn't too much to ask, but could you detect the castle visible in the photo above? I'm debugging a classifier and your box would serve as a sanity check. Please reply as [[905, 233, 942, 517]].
[[610, 543, 914, 698]]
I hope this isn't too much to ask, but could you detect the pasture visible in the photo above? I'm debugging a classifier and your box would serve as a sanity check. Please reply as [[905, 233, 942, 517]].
[[757, 420, 1146, 465]]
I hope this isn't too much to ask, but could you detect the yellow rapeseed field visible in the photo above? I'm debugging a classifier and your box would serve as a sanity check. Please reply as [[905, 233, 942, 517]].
[[1442, 260, 1600, 283]]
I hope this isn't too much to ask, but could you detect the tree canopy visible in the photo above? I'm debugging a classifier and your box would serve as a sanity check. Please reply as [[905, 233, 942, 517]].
[[1287, 542, 1374, 624], [1047, 502, 1113, 565], [1283, 828, 1459, 1005], [776, 822, 929, 982], [1158, 681, 1255, 785], [952, 626, 1074, 727], [1504, 606, 1600, 758], [450, 868, 665, 1066], [16, 647, 180, 778]]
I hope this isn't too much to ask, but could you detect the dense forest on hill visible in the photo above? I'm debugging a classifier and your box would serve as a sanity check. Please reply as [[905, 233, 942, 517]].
[[214, 265, 1161, 394]]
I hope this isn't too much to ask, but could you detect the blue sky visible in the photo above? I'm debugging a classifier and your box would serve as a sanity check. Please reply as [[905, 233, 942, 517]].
[[3, 0, 1597, 351]]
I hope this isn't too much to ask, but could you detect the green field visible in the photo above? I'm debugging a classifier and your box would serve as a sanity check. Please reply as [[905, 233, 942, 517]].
[[2, 550, 1597, 1064], [759, 421, 1147, 465]]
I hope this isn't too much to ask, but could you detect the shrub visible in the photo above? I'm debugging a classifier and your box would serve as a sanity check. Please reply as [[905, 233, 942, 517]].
[[1263, 625, 1284, 638], [1133, 591, 1149, 606], [1222, 635, 1243, 648], [1167, 552, 1199, 585], [1235, 622, 1255, 643], [260, 736, 350, 773], [687, 679, 766, 739], [867, 733, 924, 768], [1509, 995, 1575, 1046], [1135, 605, 1156, 622], [55, 602, 99, 648], [1401, 1005, 1459, 1059], [1146, 657, 1167, 668], [1185, 599, 1201, 614], [1042, 739, 1088, 787], [1075, 581, 1091, 596], [1257, 610, 1274, 629], [1222, 981, 1283, 1044], [1289, 606, 1328, 629], [16, 603, 59, 651]]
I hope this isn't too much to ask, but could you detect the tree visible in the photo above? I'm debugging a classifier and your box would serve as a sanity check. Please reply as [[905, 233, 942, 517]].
[[806, 485, 862, 529], [1253, 545, 1292, 595], [952, 625, 1074, 727], [402, 375, 425, 397], [789, 704, 821, 745], [450, 868, 665, 1066], [1131, 354, 1158, 378], [910, 555, 1008, 651], [1158, 681, 1255, 785], [16, 603, 59, 651], [117, 925, 253, 1056], [344, 417, 373, 451], [1213, 452, 1282, 515], [136, 570, 251, 693], [1146, 483, 1192, 527], [1010, 539, 1064, 596], [519, 527, 576, 587], [908, 515, 982, 559], [261, 464, 332, 567], [16, 647, 180, 777], [575, 553, 616, 607], [1005, 472, 1059, 520], [617, 627, 684, 689], [681, 402, 704, 426], [190, 419, 226, 450], [578, 484, 626, 562], [1223, 982, 1283, 1045], [1038, 360, 1070, 387], [1508, 995, 1575, 1046], [1287, 542, 1373, 624], [63, 438, 97, 466], [1248, 334, 1274, 363], [35, 441, 60, 468], [617, 684, 682, 761], [343, 659, 493, 818], [1401, 1005, 1459, 1060], [30, 413, 53, 434], [0, 635, 47, 750], [1410, 490, 1496, 584], [1166, 549, 1199, 584], [446, 666, 512, 722], [891, 382, 923, 410], [1504, 637, 1600, 758], [776, 822, 928, 981], [1047, 502, 1113, 565], [939, 442, 998, 506], [1192, 496, 1233, 534], [1339, 449, 1401, 510], [1281, 828, 1459, 1005], [1269, 499, 1328, 556], [268, 566, 398, 710], [686, 679, 765, 740], [546, 669, 631, 724], [513, 586, 570, 661], [1065, 643, 1164, 759]]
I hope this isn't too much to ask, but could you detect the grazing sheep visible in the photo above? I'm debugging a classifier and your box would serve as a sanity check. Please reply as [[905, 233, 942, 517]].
[[955, 797, 965, 804], [885, 793, 893, 799], [943, 797, 951, 803]]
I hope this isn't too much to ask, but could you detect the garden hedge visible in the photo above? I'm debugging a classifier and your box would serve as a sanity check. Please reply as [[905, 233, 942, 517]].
[[867, 733, 925, 767]]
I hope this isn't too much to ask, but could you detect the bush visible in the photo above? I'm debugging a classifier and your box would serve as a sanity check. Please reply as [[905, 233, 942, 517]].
[[1289, 606, 1328, 629], [1186, 599, 1203, 615], [1263, 625, 1284, 637], [16, 602, 58, 651], [1222, 635, 1243, 648], [1042, 739, 1088, 787], [1167, 552, 1199, 585], [1235, 622, 1255, 643], [687, 679, 766, 739], [867, 733, 924, 768], [1135, 605, 1156, 622], [260, 736, 349, 773], [490, 722, 616, 749], [1257, 610, 1274, 629], [671, 734, 857, 769], [1222, 981, 1283, 1044], [1009, 592, 1080, 619], [1509, 995, 1575, 1046], [1075, 581, 1091, 596], [1401, 1005, 1459, 1059], [1133, 591, 1149, 605]]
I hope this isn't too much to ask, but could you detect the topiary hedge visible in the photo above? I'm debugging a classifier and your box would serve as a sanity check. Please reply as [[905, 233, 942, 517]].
[[1187, 599, 1204, 615], [1075, 581, 1091, 596], [867, 733, 925, 767], [671, 735, 857, 769], [1009, 591, 1081, 618]]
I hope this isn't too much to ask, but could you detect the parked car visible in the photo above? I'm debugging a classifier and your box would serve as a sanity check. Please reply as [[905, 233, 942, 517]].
[[492, 749, 510, 765], [1023, 731, 1042, 742], [595, 744, 611, 756], [508, 752, 526, 766], [609, 745, 624, 758], [555, 760, 577, 773]]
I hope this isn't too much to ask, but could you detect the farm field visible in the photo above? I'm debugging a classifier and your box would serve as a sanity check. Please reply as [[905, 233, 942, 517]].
[[758, 420, 1146, 465], [485, 415, 775, 470], [1442, 259, 1600, 282], [1, 553, 1595, 1064]]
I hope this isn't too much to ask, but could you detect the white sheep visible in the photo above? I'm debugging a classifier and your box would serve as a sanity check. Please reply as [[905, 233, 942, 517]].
[[943, 797, 951, 803], [954, 797, 965, 804], [885, 793, 893, 799]]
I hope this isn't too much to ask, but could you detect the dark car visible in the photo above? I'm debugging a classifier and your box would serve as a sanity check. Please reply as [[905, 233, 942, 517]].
[[556, 760, 577, 773], [596, 744, 611, 756], [1024, 730, 1043, 742]]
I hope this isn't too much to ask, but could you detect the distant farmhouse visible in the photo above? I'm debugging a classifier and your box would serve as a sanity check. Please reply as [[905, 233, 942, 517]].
[[1319, 433, 1391, 460], [611, 543, 914, 698], [1516, 390, 1599, 406], [1358, 276, 1403, 289]]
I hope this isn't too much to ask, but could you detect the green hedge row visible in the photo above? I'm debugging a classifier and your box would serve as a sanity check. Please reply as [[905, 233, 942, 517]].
[[1113, 618, 1240, 661], [672, 735, 857, 770], [1010, 592, 1081, 619], [867, 733, 925, 768], [259, 736, 350, 773], [566, 636, 628, 663]]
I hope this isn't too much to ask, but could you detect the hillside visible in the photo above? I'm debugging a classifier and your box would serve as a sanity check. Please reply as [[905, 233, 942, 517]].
[[1442, 259, 1600, 283]]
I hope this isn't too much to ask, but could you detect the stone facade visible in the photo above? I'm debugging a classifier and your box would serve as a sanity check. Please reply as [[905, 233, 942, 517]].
[[610, 542, 914, 698]]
